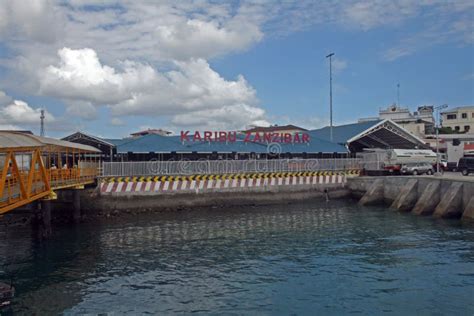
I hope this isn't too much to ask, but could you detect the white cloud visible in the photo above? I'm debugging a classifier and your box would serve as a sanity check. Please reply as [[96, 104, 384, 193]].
[[39, 47, 267, 130], [110, 118, 125, 126], [65, 101, 98, 120], [332, 57, 348, 73], [171, 104, 269, 130], [0, 0, 472, 132], [0, 99, 54, 129]]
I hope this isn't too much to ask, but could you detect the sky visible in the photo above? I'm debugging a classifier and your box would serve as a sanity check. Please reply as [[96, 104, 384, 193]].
[[0, 0, 473, 138]]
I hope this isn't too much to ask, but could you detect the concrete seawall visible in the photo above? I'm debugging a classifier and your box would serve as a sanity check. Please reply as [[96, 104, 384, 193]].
[[348, 176, 474, 221], [81, 172, 356, 213]]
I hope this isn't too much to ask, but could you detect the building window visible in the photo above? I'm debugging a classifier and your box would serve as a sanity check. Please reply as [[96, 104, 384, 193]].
[[472, 113, 474, 118], [447, 114, 457, 120], [462, 113, 468, 119], [455, 126, 460, 131], [465, 126, 471, 132]]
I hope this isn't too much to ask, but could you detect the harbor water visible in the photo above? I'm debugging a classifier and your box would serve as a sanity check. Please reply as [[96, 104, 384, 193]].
[[1, 200, 473, 315]]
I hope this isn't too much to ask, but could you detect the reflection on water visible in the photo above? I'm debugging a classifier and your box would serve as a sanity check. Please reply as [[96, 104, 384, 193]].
[[1, 200, 474, 315]]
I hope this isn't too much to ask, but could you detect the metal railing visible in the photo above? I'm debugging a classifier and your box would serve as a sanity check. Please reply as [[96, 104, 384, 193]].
[[102, 158, 361, 177]]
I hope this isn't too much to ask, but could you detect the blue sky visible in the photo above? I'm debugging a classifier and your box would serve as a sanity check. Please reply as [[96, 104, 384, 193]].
[[0, 1, 472, 138]]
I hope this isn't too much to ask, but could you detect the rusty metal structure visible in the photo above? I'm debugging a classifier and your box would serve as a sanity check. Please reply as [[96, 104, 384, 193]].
[[0, 132, 101, 214]]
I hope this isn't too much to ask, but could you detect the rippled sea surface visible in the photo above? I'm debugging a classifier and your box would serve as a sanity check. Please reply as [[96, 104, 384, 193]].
[[1, 200, 474, 315]]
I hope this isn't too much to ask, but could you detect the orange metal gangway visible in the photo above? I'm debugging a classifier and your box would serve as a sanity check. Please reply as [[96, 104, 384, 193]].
[[0, 132, 101, 215]]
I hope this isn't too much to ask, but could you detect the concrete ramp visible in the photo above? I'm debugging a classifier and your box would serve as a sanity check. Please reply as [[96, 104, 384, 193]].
[[358, 178, 384, 206], [462, 196, 474, 221], [412, 181, 441, 216], [434, 182, 463, 218], [390, 179, 418, 212]]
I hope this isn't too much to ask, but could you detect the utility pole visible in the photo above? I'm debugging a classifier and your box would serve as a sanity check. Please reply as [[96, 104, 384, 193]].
[[435, 104, 448, 174], [397, 83, 400, 107], [40, 109, 45, 137], [326, 53, 334, 142]]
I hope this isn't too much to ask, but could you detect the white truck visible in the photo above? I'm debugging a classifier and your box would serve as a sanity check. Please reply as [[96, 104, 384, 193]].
[[357, 148, 437, 172]]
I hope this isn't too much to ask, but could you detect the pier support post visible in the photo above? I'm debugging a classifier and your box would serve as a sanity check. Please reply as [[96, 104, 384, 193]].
[[462, 196, 474, 221], [412, 181, 441, 216], [73, 190, 81, 223], [37, 200, 52, 238], [358, 178, 384, 206], [390, 179, 418, 212], [434, 182, 463, 218]]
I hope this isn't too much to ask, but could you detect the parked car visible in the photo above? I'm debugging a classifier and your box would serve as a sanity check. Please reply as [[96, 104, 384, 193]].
[[457, 157, 474, 176], [400, 163, 434, 175]]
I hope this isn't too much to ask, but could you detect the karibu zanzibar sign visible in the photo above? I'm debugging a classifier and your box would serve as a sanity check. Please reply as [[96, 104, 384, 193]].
[[180, 131, 310, 143]]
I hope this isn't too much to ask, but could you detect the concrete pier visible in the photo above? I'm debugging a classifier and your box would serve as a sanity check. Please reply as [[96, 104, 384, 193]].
[[37, 200, 52, 238], [433, 182, 463, 219], [462, 196, 474, 221], [390, 179, 418, 212], [73, 190, 81, 223], [348, 176, 474, 221], [412, 181, 441, 216], [358, 179, 384, 206]]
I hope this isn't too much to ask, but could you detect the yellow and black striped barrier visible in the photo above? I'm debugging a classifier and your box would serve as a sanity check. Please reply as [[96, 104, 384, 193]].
[[101, 170, 361, 183]]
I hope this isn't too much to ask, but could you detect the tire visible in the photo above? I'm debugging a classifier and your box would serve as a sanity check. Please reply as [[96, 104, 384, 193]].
[[413, 170, 418, 176], [452, 168, 457, 172], [462, 169, 469, 176], [426, 169, 433, 175]]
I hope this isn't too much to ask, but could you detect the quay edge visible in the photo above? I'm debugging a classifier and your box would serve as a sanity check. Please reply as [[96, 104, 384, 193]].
[[348, 176, 474, 221]]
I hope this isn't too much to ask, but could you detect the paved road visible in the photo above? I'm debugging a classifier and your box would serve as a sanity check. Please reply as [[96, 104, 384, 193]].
[[419, 171, 474, 181]]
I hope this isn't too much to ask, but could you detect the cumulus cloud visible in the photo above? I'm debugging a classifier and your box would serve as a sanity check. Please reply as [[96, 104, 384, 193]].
[[0, 0, 472, 132], [0, 99, 54, 127], [39, 47, 268, 130], [0, 90, 71, 133]]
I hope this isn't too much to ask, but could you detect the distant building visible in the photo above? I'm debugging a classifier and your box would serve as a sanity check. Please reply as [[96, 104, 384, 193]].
[[359, 104, 435, 137], [243, 124, 307, 135], [0, 130, 33, 134], [440, 106, 474, 133], [130, 128, 172, 137]]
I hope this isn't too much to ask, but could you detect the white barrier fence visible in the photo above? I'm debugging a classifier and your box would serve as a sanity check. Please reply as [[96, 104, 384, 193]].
[[102, 158, 362, 177]]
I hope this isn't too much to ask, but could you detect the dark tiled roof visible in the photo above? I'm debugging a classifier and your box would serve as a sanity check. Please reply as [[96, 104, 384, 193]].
[[243, 124, 308, 133]]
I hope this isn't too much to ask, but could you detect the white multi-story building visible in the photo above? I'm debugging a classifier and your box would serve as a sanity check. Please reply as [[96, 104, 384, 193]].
[[440, 106, 474, 133], [359, 104, 435, 138]]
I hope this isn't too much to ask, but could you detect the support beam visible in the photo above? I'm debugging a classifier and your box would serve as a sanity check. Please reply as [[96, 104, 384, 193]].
[[37, 200, 52, 239], [358, 178, 384, 206], [462, 196, 474, 221], [73, 190, 81, 223], [433, 182, 463, 218], [412, 181, 441, 216], [390, 179, 418, 212]]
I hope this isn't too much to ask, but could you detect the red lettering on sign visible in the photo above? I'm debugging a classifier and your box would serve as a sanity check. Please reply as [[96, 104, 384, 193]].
[[204, 131, 212, 141], [302, 133, 310, 143], [263, 132, 272, 143], [254, 133, 261, 142], [284, 133, 292, 143], [294, 133, 300, 143], [219, 131, 227, 142], [228, 132, 237, 142], [193, 131, 202, 142], [180, 131, 189, 142], [244, 132, 251, 142]]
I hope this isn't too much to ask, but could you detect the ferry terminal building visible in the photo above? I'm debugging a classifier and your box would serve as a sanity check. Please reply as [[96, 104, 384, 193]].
[[62, 120, 427, 162]]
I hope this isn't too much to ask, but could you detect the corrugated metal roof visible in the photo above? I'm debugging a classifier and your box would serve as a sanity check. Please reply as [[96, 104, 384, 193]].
[[115, 133, 347, 154], [308, 120, 382, 144], [0, 132, 100, 152], [28, 135, 101, 152], [0, 132, 43, 148]]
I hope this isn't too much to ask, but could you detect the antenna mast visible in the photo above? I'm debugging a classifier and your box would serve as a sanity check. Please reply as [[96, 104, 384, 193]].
[[40, 109, 45, 136]]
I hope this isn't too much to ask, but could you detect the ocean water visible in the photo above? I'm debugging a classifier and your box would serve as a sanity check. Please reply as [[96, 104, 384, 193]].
[[1, 200, 473, 315]]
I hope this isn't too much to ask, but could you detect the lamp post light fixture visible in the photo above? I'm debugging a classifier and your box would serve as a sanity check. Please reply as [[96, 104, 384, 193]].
[[435, 104, 448, 175], [326, 53, 334, 142]]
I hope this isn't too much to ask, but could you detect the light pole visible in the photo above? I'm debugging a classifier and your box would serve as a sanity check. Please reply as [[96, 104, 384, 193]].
[[435, 104, 448, 174], [326, 53, 334, 142]]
